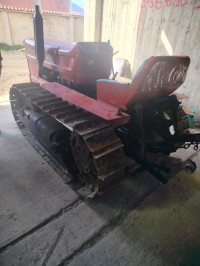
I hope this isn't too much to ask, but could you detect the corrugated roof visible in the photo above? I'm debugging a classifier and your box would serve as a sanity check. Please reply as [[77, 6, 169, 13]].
[[0, 5, 83, 16]]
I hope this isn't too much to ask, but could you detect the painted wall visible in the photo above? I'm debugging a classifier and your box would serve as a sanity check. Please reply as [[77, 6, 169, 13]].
[[0, 10, 84, 45]]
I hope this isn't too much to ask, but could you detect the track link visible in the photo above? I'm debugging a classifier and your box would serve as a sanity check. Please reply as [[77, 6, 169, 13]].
[[10, 82, 129, 193]]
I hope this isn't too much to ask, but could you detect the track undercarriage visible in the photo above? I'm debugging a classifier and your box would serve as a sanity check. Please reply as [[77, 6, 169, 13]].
[[10, 82, 200, 194], [10, 82, 129, 194]]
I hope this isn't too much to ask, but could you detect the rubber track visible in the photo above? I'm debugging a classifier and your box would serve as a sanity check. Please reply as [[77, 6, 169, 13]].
[[10, 82, 129, 193]]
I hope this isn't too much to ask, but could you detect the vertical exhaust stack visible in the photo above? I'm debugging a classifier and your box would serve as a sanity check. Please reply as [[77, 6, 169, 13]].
[[33, 5, 45, 73]]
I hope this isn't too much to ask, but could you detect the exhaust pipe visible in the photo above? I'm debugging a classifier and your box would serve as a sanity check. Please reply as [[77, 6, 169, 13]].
[[33, 5, 44, 68]]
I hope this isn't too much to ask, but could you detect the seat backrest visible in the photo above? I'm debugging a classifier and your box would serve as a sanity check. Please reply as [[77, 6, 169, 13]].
[[130, 56, 190, 102], [97, 56, 190, 108]]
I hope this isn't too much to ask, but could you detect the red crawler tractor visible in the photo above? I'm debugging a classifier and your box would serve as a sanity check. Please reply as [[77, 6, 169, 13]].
[[10, 6, 200, 193]]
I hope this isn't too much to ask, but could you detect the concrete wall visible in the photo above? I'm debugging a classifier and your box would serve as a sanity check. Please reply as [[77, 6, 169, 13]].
[[43, 14, 70, 41], [74, 17, 84, 42], [84, 0, 141, 62], [84, 0, 103, 42], [84, 0, 200, 117], [0, 10, 83, 45], [0, 11, 6, 43], [101, 0, 140, 66], [8, 12, 33, 44], [133, 1, 200, 116]]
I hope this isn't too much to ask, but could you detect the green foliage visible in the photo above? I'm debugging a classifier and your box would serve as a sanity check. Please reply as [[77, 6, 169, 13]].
[[0, 43, 24, 51]]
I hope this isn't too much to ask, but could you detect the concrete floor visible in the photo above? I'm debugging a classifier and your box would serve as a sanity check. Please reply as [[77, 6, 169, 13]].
[[0, 98, 200, 266], [1, 53, 200, 266]]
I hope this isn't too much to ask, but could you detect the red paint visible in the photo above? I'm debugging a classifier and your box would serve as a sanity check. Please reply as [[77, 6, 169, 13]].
[[181, 0, 188, 6], [24, 38, 130, 126], [148, 0, 154, 8], [175, 0, 188, 7], [174, 0, 181, 7], [140, 0, 146, 8], [166, 0, 172, 6], [155, 0, 163, 9], [39, 82, 130, 127], [23, 38, 130, 126], [141, 0, 193, 9], [24, 38, 113, 86], [195, 5, 200, 9]]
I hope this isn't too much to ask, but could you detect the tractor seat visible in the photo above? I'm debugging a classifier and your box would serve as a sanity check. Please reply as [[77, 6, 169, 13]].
[[97, 56, 190, 108], [97, 57, 152, 86]]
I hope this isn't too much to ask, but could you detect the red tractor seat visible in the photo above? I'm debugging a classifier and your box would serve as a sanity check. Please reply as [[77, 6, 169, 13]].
[[97, 56, 190, 108]]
